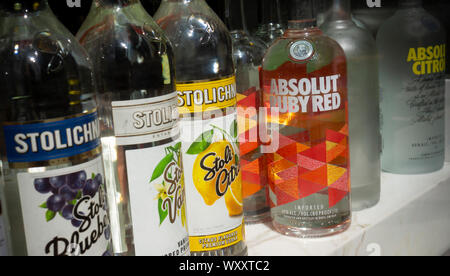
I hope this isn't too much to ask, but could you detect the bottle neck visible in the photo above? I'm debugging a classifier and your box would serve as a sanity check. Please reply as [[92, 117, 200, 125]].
[[0, 0, 47, 14], [289, 0, 316, 22], [225, 0, 247, 32], [93, 0, 140, 7], [399, 0, 422, 8], [327, 0, 351, 21], [260, 0, 282, 24]]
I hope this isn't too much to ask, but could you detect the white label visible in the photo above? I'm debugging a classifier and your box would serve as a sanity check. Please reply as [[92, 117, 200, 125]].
[[181, 113, 244, 240], [126, 140, 189, 256], [17, 156, 111, 256], [112, 93, 179, 146], [0, 202, 7, 256]]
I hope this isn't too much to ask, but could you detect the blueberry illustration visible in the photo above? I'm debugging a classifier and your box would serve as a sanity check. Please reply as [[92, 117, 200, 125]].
[[104, 226, 111, 240], [94, 173, 103, 186], [68, 171, 87, 190], [61, 204, 74, 220], [71, 218, 82, 228], [34, 178, 51, 194], [83, 179, 99, 198], [102, 250, 112, 257], [49, 175, 67, 190], [47, 195, 66, 212], [59, 185, 78, 202]]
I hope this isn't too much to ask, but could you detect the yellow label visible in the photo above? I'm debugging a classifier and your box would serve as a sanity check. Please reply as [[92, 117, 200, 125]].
[[406, 44, 446, 75], [177, 76, 237, 114], [189, 222, 245, 252]]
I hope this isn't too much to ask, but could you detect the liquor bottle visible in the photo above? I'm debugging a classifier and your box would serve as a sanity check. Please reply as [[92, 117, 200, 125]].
[[254, 0, 285, 46], [352, 1, 396, 38], [377, 0, 446, 174], [0, 197, 8, 256], [155, 0, 248, 256], [224, 0, 269, 223], [321, 0, 380, 211], [261, 8, 351, 237], [76, 0, 189, 256], [0, 0, 111, 256]]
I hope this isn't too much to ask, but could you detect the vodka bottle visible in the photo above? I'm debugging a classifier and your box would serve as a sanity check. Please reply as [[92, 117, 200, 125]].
[[224, 0, 269, 223], [0, 196, 8, 256], [377, 0, 446, 174], [261, 17, 351, 238], [0, 0, 111, 256], [77, 0, 189, 256], [254, 0, 285, 46], [155, 0, 248, 256], [321, 0, 380, 211]]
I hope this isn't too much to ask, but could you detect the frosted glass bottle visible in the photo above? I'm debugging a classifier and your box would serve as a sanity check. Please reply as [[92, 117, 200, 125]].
[[377, 0, 446, 174], [321, 0, 381, 211]]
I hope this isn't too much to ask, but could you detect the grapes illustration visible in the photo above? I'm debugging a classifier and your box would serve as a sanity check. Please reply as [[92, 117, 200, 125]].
[[34, 178, 51, 194], [47, 195, 66, 212]]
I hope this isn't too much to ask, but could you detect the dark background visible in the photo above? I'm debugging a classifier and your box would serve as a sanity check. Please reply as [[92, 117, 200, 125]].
[[48, 0, 450, 36]]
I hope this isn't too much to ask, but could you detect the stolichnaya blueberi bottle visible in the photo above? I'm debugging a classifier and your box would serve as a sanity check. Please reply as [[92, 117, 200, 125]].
[[0, 0, 112, 256], [77, 0, 189, 256]]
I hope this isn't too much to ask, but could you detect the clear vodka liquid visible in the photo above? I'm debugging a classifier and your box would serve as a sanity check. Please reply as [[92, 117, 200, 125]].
[[262, 18, 351, 238], [321, 0, 381, 211], [155, 0, 248, 256], [254, 0, 285, 46], [377, 0, 446, 174], [0, 0, 111, 256], [224, 0, 270, 223], [77, 0, 189, 256]]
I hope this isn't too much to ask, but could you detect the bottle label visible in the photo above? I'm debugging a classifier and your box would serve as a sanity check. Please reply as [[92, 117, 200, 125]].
[[112, 92, 180, 146], [177, 76, 237, 114], [112, 93, 189, 255], [3, 112, 100, 167], [125, 140, 189, 256], [407, 44, 446, 75], [17, 156, 111, 256], [0, 201, 7, 256], [262, 54, 350, 224], [181, 112, 245, 252]]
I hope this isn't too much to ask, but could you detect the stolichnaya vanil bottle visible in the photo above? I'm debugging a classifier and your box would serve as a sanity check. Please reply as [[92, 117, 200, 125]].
[[0, 0, 112, 256], [321, 0, 381, 211], [155, 0, 247, 256], [262, 17, 351, 238], [224, 0, 270, 223], [377, 0, 446, 174], [77, 0, 189, 256]]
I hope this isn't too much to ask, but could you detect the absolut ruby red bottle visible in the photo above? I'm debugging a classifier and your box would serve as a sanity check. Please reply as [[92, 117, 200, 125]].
[[261, 19, 351, 238]]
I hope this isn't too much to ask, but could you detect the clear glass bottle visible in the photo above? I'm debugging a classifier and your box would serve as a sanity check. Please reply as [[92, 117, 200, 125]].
[[254, 0, 285, 46], [377, 0, 446, 174], [224, 0, 270, 223], [155, 0, 248, 256], [321, 0, 380, 211], [261, 14, 351, 237], [0, 0, 112, 256], [0, 194, 8, 256], [76, 0, 189, 256]]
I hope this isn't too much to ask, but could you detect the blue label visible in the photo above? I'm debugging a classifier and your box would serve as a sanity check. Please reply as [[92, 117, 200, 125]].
[[3, 112, 101, 163]]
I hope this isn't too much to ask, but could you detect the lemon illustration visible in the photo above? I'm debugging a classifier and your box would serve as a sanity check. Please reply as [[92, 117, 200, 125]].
[[224, 172, 243, 217]]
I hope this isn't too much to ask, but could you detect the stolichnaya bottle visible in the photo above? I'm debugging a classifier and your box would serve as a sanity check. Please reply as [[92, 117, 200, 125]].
[[254, 0, 285, 46], [377, 0, 446, 174], [77, 0, 189, 256], [0, 196, 8, 256], [0, 0, 112, 256], [155, 0, 247, 256], [224, 0, 269, 223], [262, 18, 351, 238], [321, 0, 381, 211]]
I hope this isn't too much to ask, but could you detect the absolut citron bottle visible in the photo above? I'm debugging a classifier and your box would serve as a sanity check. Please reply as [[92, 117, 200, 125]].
[[261, 19, 351, 238], [155, 0, 247, 256]]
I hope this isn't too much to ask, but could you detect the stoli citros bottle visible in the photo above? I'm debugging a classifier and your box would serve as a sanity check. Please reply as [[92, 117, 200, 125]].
[[154, 0, 247, 256]]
